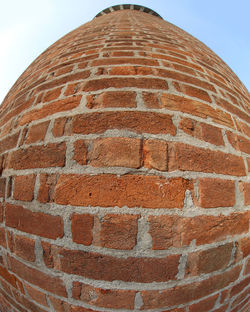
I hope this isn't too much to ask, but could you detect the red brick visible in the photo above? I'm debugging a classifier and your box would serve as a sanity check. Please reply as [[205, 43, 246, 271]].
[[230, 276, 250, 298], [64, 82, 82, 96], [88, 137, 141, 168], [0, 178, 6, 198], [186, 243, 233, 276], [212, 305, 229, 312], [231, 288, 250, 308], [83, 77, 168, 91], [55, 174, 193, 209], [9, 256, 67, 297], [86, 91, 137, 108], [0, 227, 6, 248], [7, 232, 35, 262], [188, 294, 218, 312], [71, 214, 94, 246], [141, 265, 241, 309], [244, 258, 250, 275], [0, 264, 23, 290], [72, 281, 136, 309], [109, 65, 153, 76], [52, 117, 68, 137], [0, 203, 3, 223], [95, 214, 139, 250], [241, 182, 250, 205], [0, 132, 20, 154], [37, 173, 57, 203], [168, 142, 246, 176], [55, 65, 73, 77], [227, 131, 250, 154], [7, 142, 66, 170], [73, 140, 88, 165], [24, 283, 48, 307], [238, 237, 250, 258], [180, 211, 249, 246], [13, 174, 36, 201], [42, 87, 62, 102], [5, 203, 64, 239], [143, 139, 168, 171], [91, 57, 159, 67], [174, 82, 212, 102], [11, 288, 47, 312], [160, 93, 234, 129], [44, 244, 180, 282], [142, 92, 160, 108], [49, 296, 72, 312], [25, 121, 49, 144], [199, 178, 235, 208], [179, 117, 224, 146], [19, 95, 81, 125]]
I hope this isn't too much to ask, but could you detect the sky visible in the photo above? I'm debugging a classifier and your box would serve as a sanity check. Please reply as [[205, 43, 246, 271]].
[[0, 0, 249, 105]]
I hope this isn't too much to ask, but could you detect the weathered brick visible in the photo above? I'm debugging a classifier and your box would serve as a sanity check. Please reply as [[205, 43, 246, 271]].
[[0, 178, 6, 198], [168, 142, 246, 176], [0, 227, 6, 248], [19, 96, 81, 125], [7, 142, 66, 170], [173, 82, 212, 102], [7, 232, 35, 262], [230, 275, 250, 298], [73, 140, 88, 165], [188, 294, 218, 312], [199, 178, 235, 208], [8, 256, 67, 297], [55, 174, 193, 209], [37, 173, 57, 203], [143, 139, 168, 171], [227, 131, 250, 154], [186, 243, 233, 276], [13, 174, 36, 201], [141, 265, 241, 309], [241, 182, 250, 205], [43, 244, 180, 283], [25, 121, 50, 144], [73, 111, 176, 135], [24, 283, 48, 307], [0, 132, 20, 154], [88, 137, 141, 168], [72, 281, 136, 309], [42, 87, 62, 102], [95, 214, 139, 250], [5, 203, 64, 239], [71, 214, 94, 246], [86, 91, 137, 108], [91, 57, 159, 67], [179, 117, 224, 146]]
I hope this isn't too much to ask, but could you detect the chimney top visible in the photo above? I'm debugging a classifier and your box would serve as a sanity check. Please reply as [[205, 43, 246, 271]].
[[95, 4, 162, 19]]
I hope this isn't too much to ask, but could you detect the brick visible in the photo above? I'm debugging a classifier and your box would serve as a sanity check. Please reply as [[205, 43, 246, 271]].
[[88, 137, 141, 168], [7, 232, 35, 262], [83, 77, 168, 91], [71, 214, 94, 246], [142, 92, 160, 108], [24, 283, 48, 307], [25, 121, 49, 144], [242, 182, 250, 205], [0, 132, 20, 154], [230, 276, 250, 298], [37, 173, 57, 203], [49, 296, 71, 312], [91, 57, 159, 67], [227, 131, 250, 154], [0, 178, 6, 198], [0, 289, 26, 312], [42, 87, 62, 102], [231, 288, 250, 308], [9, 256, 67, 297], [179, 117, 224, 146], [64, 82, 82, 96], [238, 237, 250, 258], [0, 227, 6, 248], [0, 203, 3, 222], [160, 93, 234, 129], [13, 174, 36, 201], [199, 178, 235, 208], [73, 111, 176, 136], [86, 91, 137, 108], [95, 214, 139, 250], [168, 142, 246, 176], [212, 305, 229, 312], [72, 281, 136, 309], [186, 243, 233, 276], [188, 294, 218, 312], [244, 258, 250, 275], [7, 142, 66, 170], [180, 211, 249, 246], [109, 65, 154, 75], [55, 174, 193, 209], [174, 82, 212, 102], [55, 65, 73, 77], [73, 140, 88, 165], [43, 244, 180, 283], [141, 265, 241, 309], [143, 139, 168, 171], [19, 95, 81, 125], [5, 203, 64, 239], [0, 264, 23, 290]]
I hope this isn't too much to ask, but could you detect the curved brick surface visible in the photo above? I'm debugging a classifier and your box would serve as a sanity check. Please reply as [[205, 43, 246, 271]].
[[0, 7, 249, 312]]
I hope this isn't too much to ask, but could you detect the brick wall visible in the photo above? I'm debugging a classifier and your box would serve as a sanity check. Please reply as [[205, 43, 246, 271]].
[[0, 7, 249, 312]]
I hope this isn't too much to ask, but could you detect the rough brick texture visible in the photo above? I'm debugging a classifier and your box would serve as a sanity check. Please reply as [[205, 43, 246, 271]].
[[0, 6, 249, 312]]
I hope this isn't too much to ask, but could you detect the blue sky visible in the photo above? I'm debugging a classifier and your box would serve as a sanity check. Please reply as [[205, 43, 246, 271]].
[[0, 0, 249, 104]]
